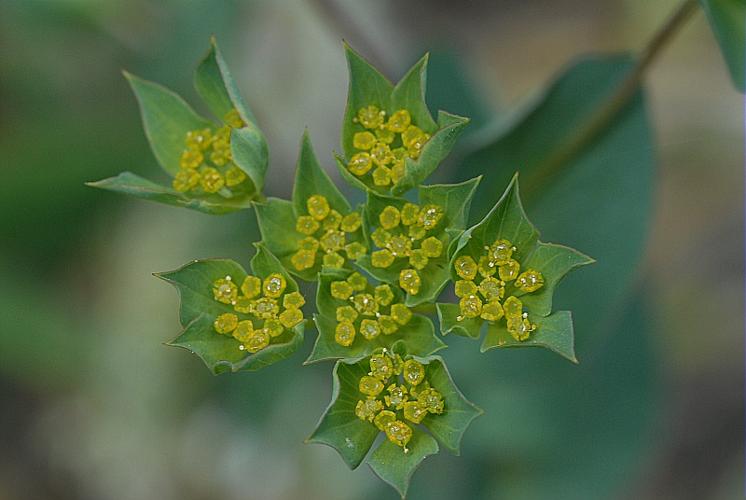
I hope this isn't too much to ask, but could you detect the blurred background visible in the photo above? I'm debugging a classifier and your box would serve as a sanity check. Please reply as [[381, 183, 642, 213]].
[[0, 0, 742, 499]]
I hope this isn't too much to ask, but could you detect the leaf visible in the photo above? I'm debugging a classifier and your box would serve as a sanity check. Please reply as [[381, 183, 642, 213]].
[[86, 171, 254, 215], [415, 355, 483, 454], [254, 197, 310, 277], [305, 269, 445, 363], [392, 112, 470, 195], [194, 38, 269, 194], [436, 303, 483, 339], [340, 44, 468, 195], [368, 431, 439, 498], [194, 36, 259, 124], [292, 131, 352, 216], [305, 357, 379, 469], [155, 247, 304, 373], [124, 71, 213, 176], [701, 0, 745, 92], [481, 310, 577, 363], [358, 178, 481, 307], [443, 175, 591, 361]]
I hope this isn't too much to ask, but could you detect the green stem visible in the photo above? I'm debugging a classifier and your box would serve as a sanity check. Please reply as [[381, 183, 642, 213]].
[[524, 0, 700, 198]]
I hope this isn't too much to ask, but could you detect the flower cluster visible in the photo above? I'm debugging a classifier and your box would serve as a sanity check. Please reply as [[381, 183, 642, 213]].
[[355, 350, 444, 453], [329, 272, 413, 346], [370, 202, 445, 295], [291, 194, 365, 271], [347, 107, 430, 187], [454, 238, 544, 341], [211, 272, 305, 352], [172, 109, 249, 194]]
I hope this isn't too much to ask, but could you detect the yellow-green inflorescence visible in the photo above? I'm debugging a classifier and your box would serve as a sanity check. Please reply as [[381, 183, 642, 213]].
[[454, 238, 545, 342], [172, 109, 251, 195], [370, 202, 445, 295], [329, 272, 413, 347], [211, 271, 305, 353], [355, 350, 444, 453], [347, 106, 430, 187], [291, 194, 365, 273]]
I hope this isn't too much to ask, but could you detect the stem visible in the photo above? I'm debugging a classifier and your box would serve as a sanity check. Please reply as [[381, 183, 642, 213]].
[[524, 0, 700, 198]]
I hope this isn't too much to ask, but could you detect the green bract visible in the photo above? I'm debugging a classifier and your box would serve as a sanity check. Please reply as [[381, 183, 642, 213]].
[[93, 37, 597, 498], [88, 38, 269, 214]]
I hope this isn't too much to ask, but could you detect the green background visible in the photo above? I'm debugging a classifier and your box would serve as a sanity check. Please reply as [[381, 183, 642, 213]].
[[0, 0, 742, 499]]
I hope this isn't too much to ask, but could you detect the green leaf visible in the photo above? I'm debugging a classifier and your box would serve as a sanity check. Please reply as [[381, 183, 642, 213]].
[[443, 175, 590, 361], [124, 71, 213, 176], [481, 310, 577, 363], [436, 303, 483, 339], [701, 0, 745, 92], [305, 269, 445, 363], [340, 44, 468, 195], [305, 357, 379, 469], [292, 131, 352, 216], [230, 125, 268, 195], [392, 111, 470, 195], [194, 36, 258, 124], [155, 248, 304, 373], [415, 355, 483, 454], [86, 171, 254, 215], [368, 431, 439, 498], [358, 178, 480, 307]]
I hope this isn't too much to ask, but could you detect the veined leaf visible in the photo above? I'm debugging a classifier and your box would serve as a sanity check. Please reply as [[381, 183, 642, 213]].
[[155, 245, 305, 374]]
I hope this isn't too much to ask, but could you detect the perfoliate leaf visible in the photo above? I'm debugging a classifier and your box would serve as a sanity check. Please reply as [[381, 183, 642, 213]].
[[701, 0, 745, 92], [440, 174, 591, 362], [124, 72, 213, 176], [305, 357, 379, 469], [339, 44, 468, 195], [256, 135, 366, 282], [358, 178, 480, 307], [155, 247, 305, 373], [87, 171, 256, 215], [481, 310, 577, 363], [309, 353, 480, 498], [306, 269, 445, 363], [368, 431, 439, 499], [194, 36, 259, 124]]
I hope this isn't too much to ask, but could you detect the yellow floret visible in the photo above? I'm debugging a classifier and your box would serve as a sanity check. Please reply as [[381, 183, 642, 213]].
[[420, 236, 443, 258], [409, 249, 429, 270], [370, 143, 392, 166], [375, 127, 395, 144], [417, 388, 444, 414], [371, 249, 395, 268], [264, 318, 284, 337], [348, 152, 373, 176], [213, 277, 238, 304], [347, 272, 368, 291], [355, 398, 383, 422], [172, 169, 201, 192], [232, 320, 254, 342], [507, 316, 535, 342], [372, 166, 392, 186], [322, 252, 344, 269], [223, 108, 245, 128], [370, 353, 394, 379], [488, 239, 514, 265], [299, 236, 319, 252], [233, 296, 252, 313], [390, 303, 412, 325], [478, 276, 504, 301], [352, 293, 378, 316], [200, 167, 225, 193], [417, 204, 443, 230], [319, 230, 345, 252], [307, 194, 330, 220], [360, 319, 381, 340], [480, 300, 504, 322], [400, 203, 420, 226], [403, 359, 425, 386], [356, 105, 385, 129], [454, 255, 478, 280], [478, 255, 497, 278], [331, 281, 354, 300], [390, 160, 406, 185], [291, 249, 316, 270], [378, 315, 398, 335], [353, 131, 377, 150], [374, 410, 397, 431], [385, 384, 408, 409], [408, 224, 426, 241], [403, 401, 428, 424], [498, 259, 521, 282], [503, 296, 523, 320], [243, 329, 270, 353], [279, 307, 303, 328], [263, 273, 287, 298], [459, 294, 483, 319], [454, 280, 478, 298], [180, 146, 203, 170], [379, 206, 401, 229], [296, 215, 320, 235], [185, 128, 213, 150], [224, 165, 247, 187], [340, 212, 362, 232], [387, 235, 412, 257], [360, 374, 384, 396], [336, 305, 358, 323], [387, 109, 411, 133], [399, 269, 421, 295], [345, 242, 366, 260], [214, 313, 238, 334], [240, 275, 262, 299], [323, 210, 343, 230], [516, 269, 545, 292], [253, 297, 279, 318], [335, 320, 356, 346], [371, 228, 392, 247], [283, 291, 305, 309], [385, 420, 413, 450], [374, 284, 394, 306]]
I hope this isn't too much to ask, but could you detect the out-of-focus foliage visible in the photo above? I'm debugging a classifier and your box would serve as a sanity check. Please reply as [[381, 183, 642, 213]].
[[700, 0, 745, 91]]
